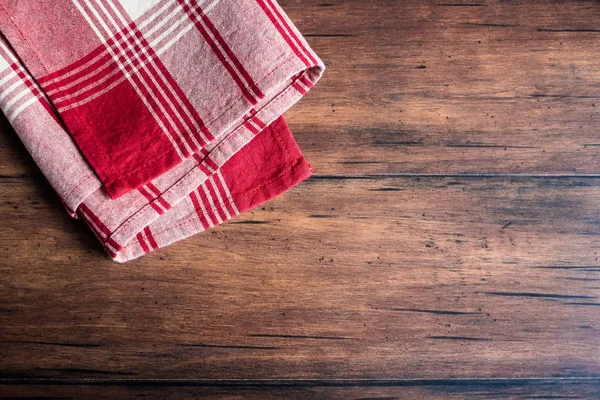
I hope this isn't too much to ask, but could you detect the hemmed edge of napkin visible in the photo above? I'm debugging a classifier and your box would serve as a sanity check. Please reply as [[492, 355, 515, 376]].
[[115, 152, 312, 263], [77, 116, 313, 262]]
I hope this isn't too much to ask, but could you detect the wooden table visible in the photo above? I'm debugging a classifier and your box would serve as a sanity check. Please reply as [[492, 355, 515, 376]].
[[1, 1, 599, 398]]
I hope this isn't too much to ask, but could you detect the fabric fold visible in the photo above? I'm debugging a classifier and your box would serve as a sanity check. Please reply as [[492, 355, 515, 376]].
[[0, 0, 323, 262]]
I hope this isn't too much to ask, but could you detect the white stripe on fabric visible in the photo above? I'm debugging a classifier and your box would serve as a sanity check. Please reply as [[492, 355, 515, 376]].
[[155, 0, 221, 56], [8, 96, 37, 123], [0, 55, 10, 72], [0, 79, 25, 102], [196, 188, 215, 227], [43, 51, 110, 92], [216, 170, 239, 215], [47, 63, 118, 97], [58, 76, 127, 111], [208, 176, 231, 219], [4, 86, 32, 111], [0, 41, 18, 63], [0, 44, 42, 122], [0, 70, 18, 87], [117, 0, 161, 20], [201, 184, 222, 224], [52, 67, 120, 100]]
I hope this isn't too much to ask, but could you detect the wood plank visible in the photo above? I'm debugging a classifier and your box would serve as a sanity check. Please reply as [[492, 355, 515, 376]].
[[1, 175, 599, 380], [1, 379, 599, 399], [281, 0, 600, 175]]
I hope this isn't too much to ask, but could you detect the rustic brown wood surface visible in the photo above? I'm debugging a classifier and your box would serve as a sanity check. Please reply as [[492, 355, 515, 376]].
[[1, 0, 600, 398]]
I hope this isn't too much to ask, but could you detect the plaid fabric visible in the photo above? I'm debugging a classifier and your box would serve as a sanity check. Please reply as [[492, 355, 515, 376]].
[[0, 0, 323, 262]]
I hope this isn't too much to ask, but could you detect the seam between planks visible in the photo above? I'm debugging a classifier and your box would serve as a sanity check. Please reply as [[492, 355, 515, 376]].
[[0, 377, 599, 387]]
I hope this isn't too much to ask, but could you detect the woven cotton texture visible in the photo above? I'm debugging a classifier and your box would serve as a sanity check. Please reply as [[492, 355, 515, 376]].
[[0, 0, 324, 262]]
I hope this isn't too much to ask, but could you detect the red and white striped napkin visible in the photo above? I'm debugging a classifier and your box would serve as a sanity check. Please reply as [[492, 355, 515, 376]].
[[0, 0, 324, 262]]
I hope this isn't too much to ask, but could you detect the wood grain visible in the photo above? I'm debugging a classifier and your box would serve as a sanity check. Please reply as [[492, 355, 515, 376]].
[[1, 0, 600, 398], [286, 0, 600, 176], [2, 174, 600, 380]]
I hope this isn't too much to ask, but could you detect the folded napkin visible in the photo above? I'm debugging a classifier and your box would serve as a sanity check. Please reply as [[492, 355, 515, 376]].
[[0, 0, 323, 262]]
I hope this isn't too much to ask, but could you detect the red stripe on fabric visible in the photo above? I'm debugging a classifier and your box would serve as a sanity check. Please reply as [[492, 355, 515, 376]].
[[145, 182, 161, 197], [247, 117, 265, 133], [194, 151, 217, 175], [151, 202, 165, 215], [138, 186, 155, 202], [292, 81, 307, 95], [128, 65, 191, 157], [81, 212, 102, 239], [206, 179, 228, 221], [43, 52, 116, 93], [253, 116, 267, 131], [139, 185, 166, 215], [158, 67, 213, 146], [37, 44, 108, 84], [52, 62, 123, 107], [263, 0, 318, 66], [2, 61, 63, 126], [205, 157, 219, 172], [79, 203, 110, 237], [146, 183, 171, 210], [298, 74, 314, 89], [48, 60, 118, 98], [38, 96, 63, 126], [53, 75, 123, 111], [196, 186, 218, 226], [255, 0, 311, 68], [146, 44, 213, 144], [41, 53, 115, 93], [157, 197, 171, 211], [98, 0, 124, 29], [195, 5, 264, 101], [189, 190, 210, 229], [244, 120, 260, 135], [137, 232, 151, 254], [104, 237, 123, 254], [144, 226, 159, 250], [198, 162, 212, 177], [212, 173, 238, 217], [178, 0, 259, 105]]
